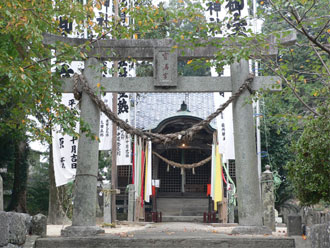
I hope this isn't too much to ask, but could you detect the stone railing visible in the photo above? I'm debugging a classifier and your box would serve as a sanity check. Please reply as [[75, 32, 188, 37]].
[[0, 211, 46, 247]]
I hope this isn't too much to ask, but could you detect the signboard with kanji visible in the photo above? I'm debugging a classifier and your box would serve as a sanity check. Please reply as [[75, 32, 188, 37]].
[[154, 48, 177, 87]]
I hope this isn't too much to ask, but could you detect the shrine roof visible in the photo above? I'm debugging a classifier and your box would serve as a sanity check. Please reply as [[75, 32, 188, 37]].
[[130, 93, 216, 130]]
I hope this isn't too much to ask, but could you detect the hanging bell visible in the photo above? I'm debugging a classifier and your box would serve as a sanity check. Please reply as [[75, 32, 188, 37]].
[[192, 168, 195, 175], [167, 164, 170, 172]]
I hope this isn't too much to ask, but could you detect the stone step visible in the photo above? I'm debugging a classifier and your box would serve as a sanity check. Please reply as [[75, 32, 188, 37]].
[[158, 210, 208, 216], [162, 215, 204, 222], [157, 198, 209, 216], [35, 235, 295, 248]]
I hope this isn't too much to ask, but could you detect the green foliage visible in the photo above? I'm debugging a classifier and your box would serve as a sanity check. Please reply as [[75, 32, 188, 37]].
[[98, 150, 111, 181], [0, 0, 91, 142], [286, 107, 330, 205], [260, 95, 297, 207], [259, 0, 330, 206], [179, 59, 211, 76], [26, 151, 49, 215]]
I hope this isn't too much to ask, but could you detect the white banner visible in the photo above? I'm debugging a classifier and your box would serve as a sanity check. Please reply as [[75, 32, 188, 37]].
[[214, 67, 235, 161], [205, 1, 247, 161], [144, 141, 152, 203], [52, 94, 79, 187], [204, 0, 249, 37], [52, 92, 113, 186], [116, 93, 131, 165], [116, 59, 134, 165], [99, 93, 112, 150]]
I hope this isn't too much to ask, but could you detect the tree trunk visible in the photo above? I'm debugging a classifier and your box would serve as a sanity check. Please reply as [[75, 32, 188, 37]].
[[7, 140, 29, 212], [48, 142, 70, 224]]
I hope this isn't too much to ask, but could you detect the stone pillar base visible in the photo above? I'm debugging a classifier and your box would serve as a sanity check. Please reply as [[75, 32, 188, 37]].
[[61, 226, 105, 237], [231, 226, 272, 235]]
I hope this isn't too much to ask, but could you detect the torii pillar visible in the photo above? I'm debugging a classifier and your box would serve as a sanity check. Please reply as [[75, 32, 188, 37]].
[[61, 58, 105, 236], [231, 60, 263, 228]]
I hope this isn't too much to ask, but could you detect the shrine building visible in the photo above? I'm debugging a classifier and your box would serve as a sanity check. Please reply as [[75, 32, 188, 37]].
[[116, 93, 237, 221]]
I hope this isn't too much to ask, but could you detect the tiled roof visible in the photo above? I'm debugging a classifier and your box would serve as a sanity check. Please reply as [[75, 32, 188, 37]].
[[130, 93, 216, 130]]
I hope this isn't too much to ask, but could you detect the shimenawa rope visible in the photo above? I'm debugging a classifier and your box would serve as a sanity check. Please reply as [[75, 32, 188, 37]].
[[73, 73, 254, 144], [152, 151, 211, 169]]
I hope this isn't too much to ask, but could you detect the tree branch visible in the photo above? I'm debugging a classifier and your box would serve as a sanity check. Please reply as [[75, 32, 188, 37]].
[[291, 69, 329, 76], [265, 60, 321, 117], [300, 26, 330, 55], [311, 45, 330, 76], [290, 9, 330, 55], [315, 18, 330, 41], [299, 0, 316, 24], [290, 6, 302, 23], [283, 77, 320, 117], [268, 0, 303, 33], [269, 0, 330, 55]]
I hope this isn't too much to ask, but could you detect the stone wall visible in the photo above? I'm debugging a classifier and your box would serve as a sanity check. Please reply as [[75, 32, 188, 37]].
[[280, 204, 330, 227], [301, 208, 330, 227], [301, 208, 330, 248], [309, 223, 330, 248], [280, 204, 329, 247], [0, 211, 46, 248]]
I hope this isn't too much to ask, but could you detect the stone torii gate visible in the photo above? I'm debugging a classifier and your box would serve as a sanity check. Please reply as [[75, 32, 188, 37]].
[[43, 32, 296, 236]]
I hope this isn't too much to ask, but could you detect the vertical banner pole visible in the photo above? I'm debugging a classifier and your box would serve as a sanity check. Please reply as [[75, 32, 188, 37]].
[[111, 0, 119, 226]]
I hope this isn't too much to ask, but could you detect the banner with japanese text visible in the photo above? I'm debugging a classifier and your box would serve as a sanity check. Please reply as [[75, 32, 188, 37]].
[[116, 93, 131, 165], [52, 94, 79, 187], [116, 63, 133, 165], [52, 93, 113, 186], [99, 93, 113, 150], [205, 0, 248, 161], [205, 0, 249, 36]]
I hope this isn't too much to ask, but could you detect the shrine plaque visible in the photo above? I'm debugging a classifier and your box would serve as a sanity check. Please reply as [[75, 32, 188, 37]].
[[153, 48, 177, 87]]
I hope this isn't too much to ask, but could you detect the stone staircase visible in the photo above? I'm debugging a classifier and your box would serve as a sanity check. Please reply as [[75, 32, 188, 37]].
[[157, 197, 209, 222], [35, 231, 296, 248]]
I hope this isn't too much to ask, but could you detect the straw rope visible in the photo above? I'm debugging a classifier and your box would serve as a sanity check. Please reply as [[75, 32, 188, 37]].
[[152, 151, 211, 169], [73, 73, 254, 144]]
